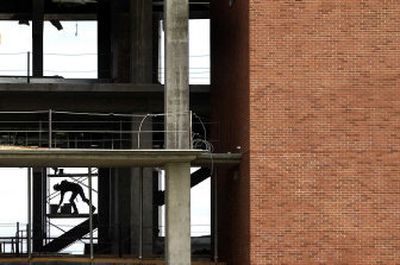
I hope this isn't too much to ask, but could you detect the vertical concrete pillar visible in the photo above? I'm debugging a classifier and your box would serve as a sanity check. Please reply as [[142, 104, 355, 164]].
[[130, 0, 153, 83], [165, 163, 191, 265], [164, 0, 191, 264], [164, 0, 190, 150]]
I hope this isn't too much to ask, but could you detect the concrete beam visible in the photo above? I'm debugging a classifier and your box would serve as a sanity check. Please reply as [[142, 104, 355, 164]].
[[192, 153, 242, 166], [0, 13, 97, 20], [0, 149, 200, 167], [0, 149, 241, 167], [0, 82, 210, 93]]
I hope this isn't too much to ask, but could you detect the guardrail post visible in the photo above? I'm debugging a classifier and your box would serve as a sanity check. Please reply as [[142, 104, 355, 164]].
[[27, 52, 31, 83], [88, 167, 94, 259], [16, 222, 20, 255], [48, 109, 52, 148], [27, 168, 32, 258]]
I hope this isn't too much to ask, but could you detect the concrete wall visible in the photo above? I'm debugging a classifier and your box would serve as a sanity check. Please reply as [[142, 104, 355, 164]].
[[214, 1, 400, 264]]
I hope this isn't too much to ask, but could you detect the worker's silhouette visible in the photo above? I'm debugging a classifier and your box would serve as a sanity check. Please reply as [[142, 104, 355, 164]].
[[53, 180, 96, 214]]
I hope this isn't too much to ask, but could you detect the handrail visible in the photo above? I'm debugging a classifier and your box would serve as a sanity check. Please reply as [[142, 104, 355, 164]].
[[0, 109, 205, 151]]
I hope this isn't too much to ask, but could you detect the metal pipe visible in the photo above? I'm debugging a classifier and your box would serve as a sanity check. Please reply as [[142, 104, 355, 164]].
[[26, 224, 29, 256], [27, 52, 30, 83], [189, 111, 193, 148], [27, 168, 32, 258], [137, 114, 150, 149], [21, 230, 23, 253], [88, 167, 94, 259], [48, 109, 53, 148], [16, 222, 20, 255], [213, 171, 218, 262], [139, 167, 144, 259], [47, 167, 51, 245]]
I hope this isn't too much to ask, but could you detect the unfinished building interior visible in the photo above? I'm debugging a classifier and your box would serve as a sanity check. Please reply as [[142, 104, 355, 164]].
[[0, 0, 240, 264], [2, 1, 400, 265]]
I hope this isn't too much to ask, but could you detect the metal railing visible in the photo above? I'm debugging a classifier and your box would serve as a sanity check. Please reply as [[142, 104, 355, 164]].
[[0, 222, 28, 255], [0, 222, 211, 258], [0, 109, 214, 150]]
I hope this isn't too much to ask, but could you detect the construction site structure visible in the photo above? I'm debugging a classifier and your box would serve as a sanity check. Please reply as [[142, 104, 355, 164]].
[[0, 1, 236, 265]]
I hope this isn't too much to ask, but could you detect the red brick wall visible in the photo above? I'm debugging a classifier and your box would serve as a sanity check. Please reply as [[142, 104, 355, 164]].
[[211, 0, 250, 264], [248, 1, 400, 264]]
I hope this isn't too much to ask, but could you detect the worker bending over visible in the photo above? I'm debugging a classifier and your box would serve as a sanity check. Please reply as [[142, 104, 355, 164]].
[[53, 180, 96, 214]]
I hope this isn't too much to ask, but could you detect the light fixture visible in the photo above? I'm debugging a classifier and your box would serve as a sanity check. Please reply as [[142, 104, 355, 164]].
[[229, 0, 235, 7]]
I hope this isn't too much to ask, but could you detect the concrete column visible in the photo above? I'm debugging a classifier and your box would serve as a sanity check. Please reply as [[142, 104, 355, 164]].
[[32, 0, 44, 77], [130, 0, 153, 83], [164, 0, 190, 150], [165, 163, 191, 265], [165, 162, 191, 265], [164, 0, 191, 264], [97, 0, 112, 79], [32, 167, 46, 252]]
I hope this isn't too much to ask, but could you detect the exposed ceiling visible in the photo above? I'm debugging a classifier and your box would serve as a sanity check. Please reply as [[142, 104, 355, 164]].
[[0, 0, 210, 20]]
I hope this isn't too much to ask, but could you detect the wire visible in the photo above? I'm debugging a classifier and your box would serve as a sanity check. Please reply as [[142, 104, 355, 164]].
[[43, 53, 97, 56], [0, 52, 27, 55], [192, 112, 214, 177], [52, 110, 145, 118]]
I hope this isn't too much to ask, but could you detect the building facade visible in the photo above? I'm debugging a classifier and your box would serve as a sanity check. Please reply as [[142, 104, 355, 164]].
[[213, 1, 400, 264], [0, 1, 398, 265]]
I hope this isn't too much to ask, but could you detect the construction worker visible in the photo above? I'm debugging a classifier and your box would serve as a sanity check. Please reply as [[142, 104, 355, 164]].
[[53, 180, 96, 214]]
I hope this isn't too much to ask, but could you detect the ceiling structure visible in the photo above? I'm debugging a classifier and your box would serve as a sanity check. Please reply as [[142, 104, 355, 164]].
[[0, 0, 210, 20]]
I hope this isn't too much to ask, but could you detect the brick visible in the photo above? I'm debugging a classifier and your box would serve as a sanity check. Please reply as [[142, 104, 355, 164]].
[[212, 1, 400, 264]]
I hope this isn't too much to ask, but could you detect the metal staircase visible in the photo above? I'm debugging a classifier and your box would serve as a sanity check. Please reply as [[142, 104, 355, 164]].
[[42, 214, 98, 252]]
